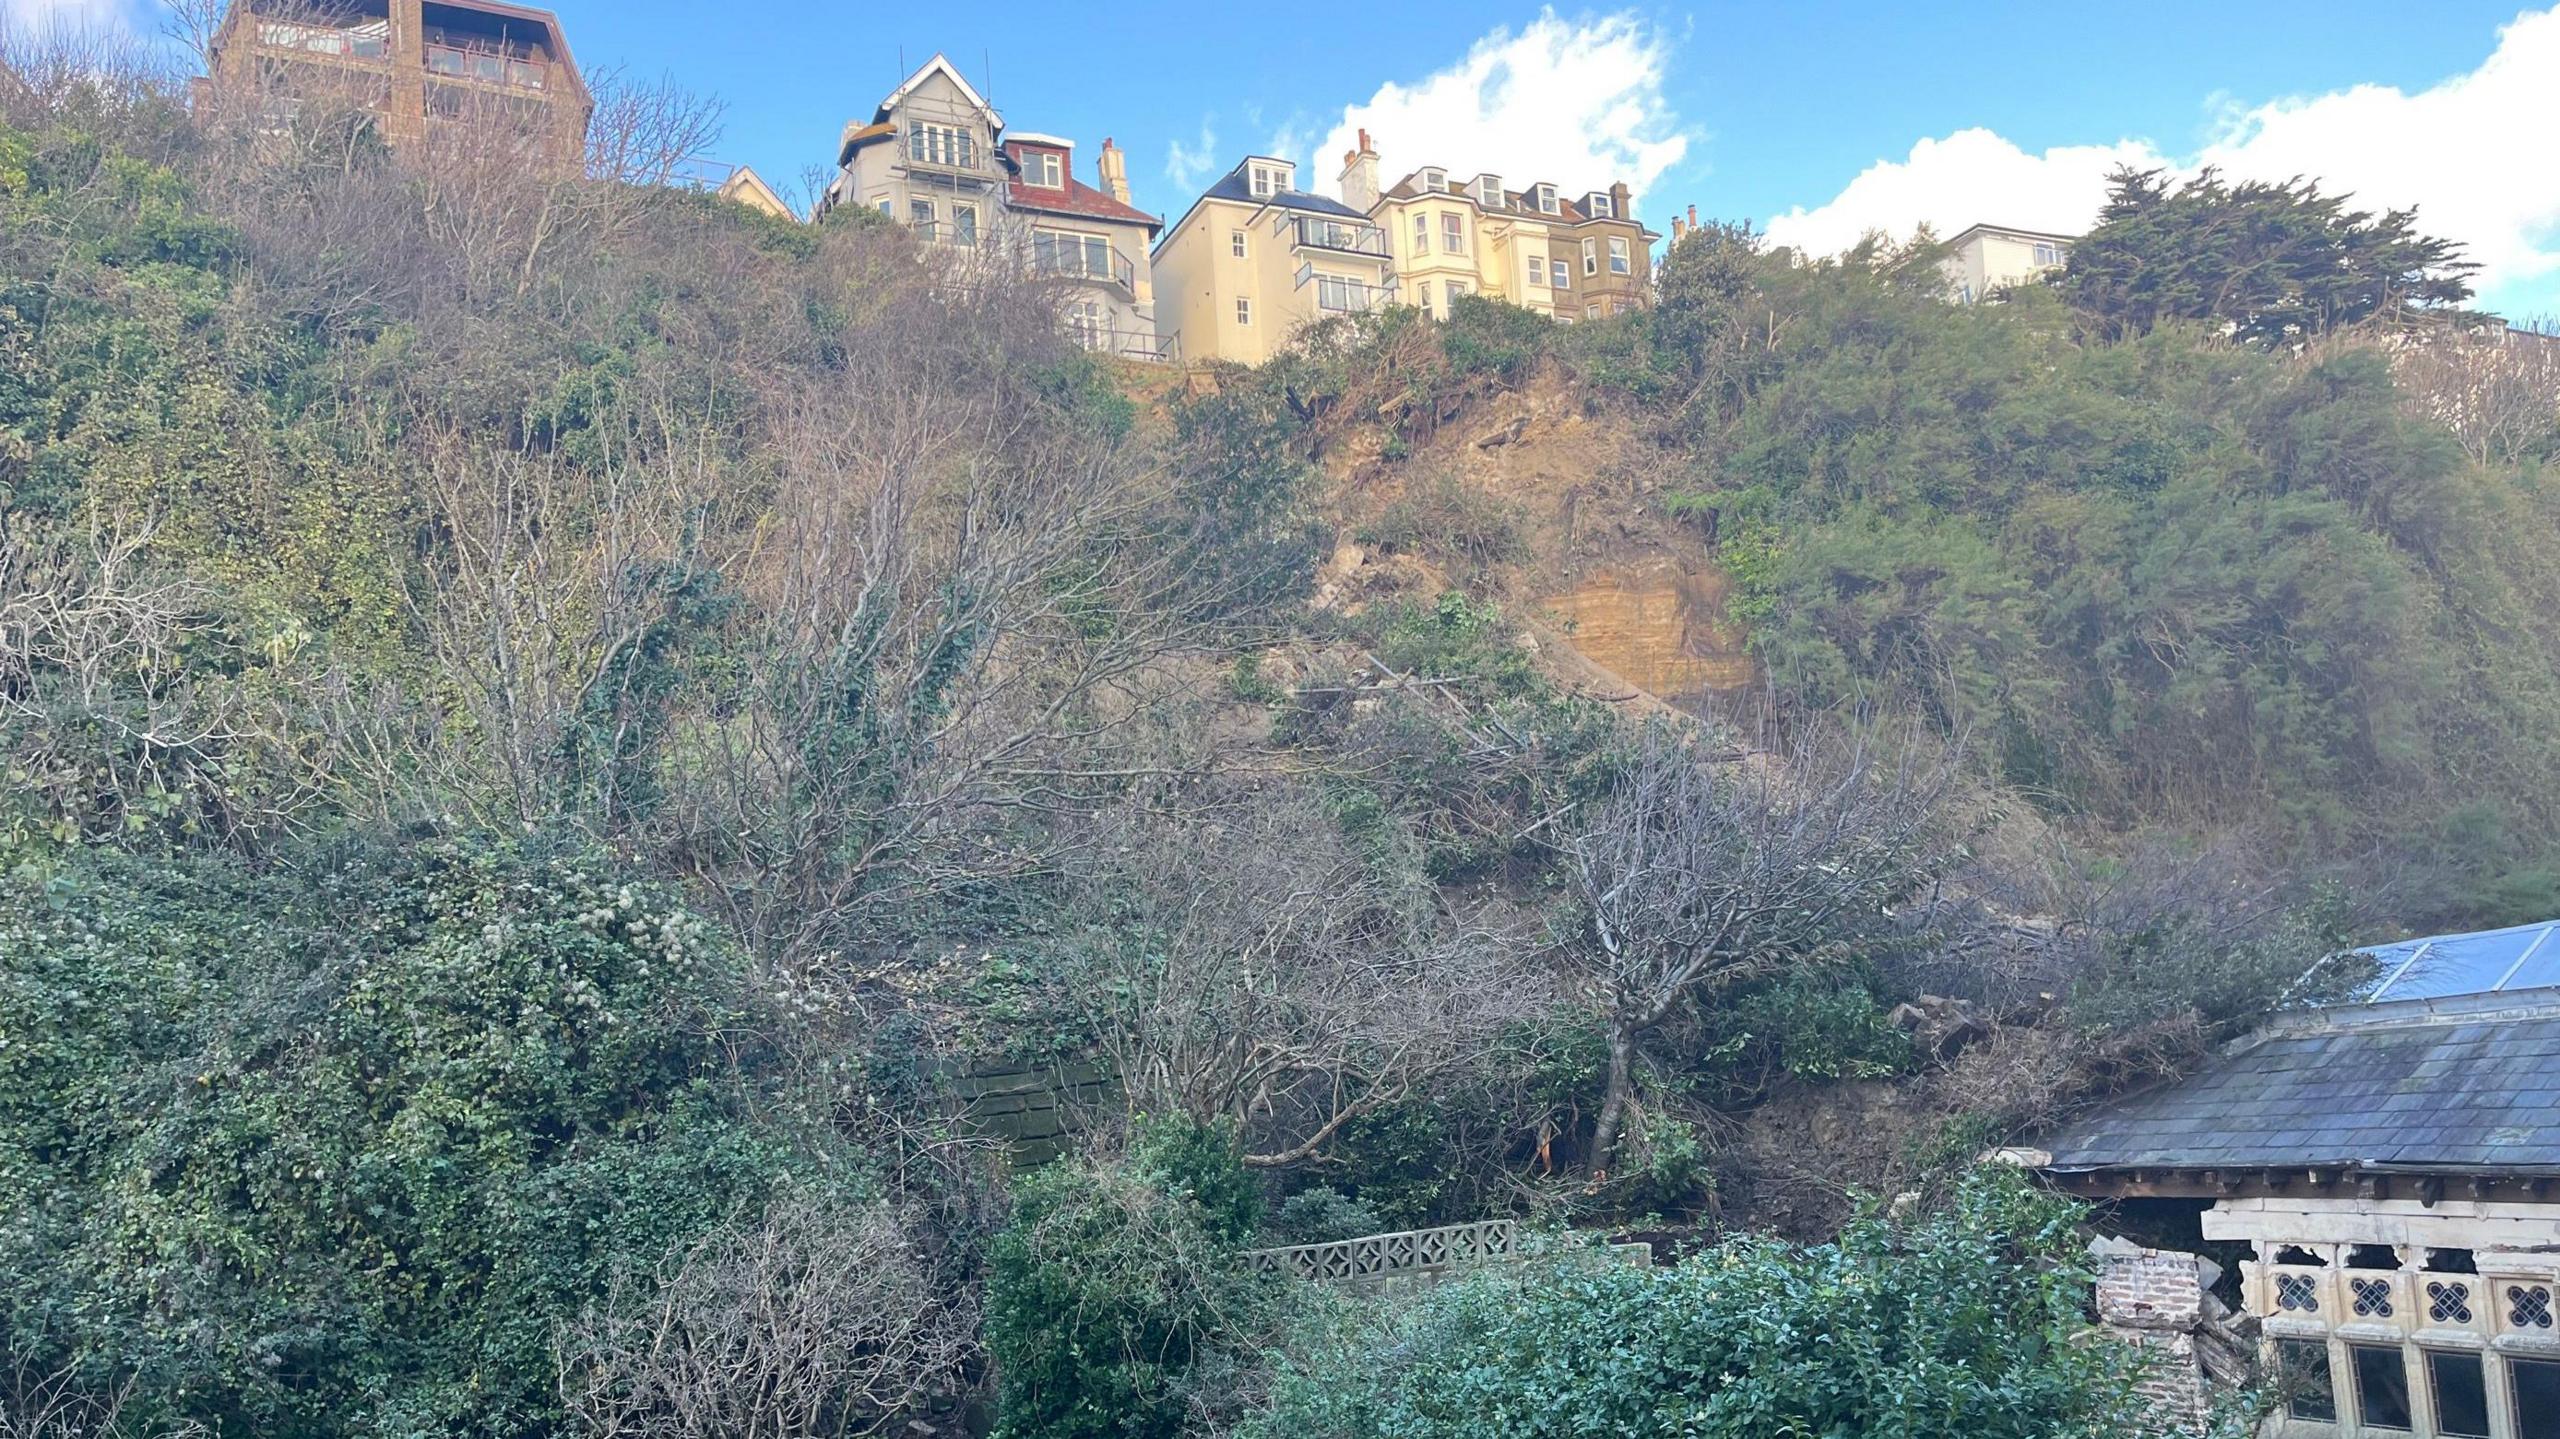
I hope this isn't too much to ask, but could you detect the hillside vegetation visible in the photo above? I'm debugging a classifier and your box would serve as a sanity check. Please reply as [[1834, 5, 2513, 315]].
[[1, 45, 2549, 1439]]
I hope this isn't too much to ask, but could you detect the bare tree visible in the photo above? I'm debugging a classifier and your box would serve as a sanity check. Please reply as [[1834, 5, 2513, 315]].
[[1, 1339, 211, 1439], [156, 0, 229, 70], [2387, 321, 2560, 466], [0, 16, 179, 126], [557, 1196, 974, 1439], [638, 293, 1263, 967], [1055, 784, 1552, 1167], [1556, 722, 1956, 1176], [370, 417, 714, 827], [582, 67, 724, 188], [0, 511, 331, 843]]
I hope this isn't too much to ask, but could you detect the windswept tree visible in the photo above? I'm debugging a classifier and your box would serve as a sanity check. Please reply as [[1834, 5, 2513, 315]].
[[2061, 165, 2476, 348], [1556, 725, 1956, 1175]]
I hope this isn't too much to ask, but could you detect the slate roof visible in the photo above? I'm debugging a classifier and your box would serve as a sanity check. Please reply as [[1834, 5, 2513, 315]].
[[2042, 990, 2560, 1173], [1197, 163, 1370, 220]]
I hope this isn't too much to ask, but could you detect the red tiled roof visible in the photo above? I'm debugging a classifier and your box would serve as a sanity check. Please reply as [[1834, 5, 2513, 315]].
[[1005, 175, 1160, 234]]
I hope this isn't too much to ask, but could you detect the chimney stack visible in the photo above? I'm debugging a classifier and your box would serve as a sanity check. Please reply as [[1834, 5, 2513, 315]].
[[1339, 126, 1381, 212], [1688, 204, 1699, 229], [1671, 214, 1687, 242], [1098, 137, 1131, 205]]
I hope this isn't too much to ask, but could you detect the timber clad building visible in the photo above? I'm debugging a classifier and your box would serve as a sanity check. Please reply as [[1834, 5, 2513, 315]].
[[205, 0, 592, 170], [2042, 920, 2560, 1439]]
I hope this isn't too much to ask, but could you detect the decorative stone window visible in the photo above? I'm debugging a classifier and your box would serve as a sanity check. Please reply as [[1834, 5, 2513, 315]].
[[2352, 1277, 2398, 1318], [2279, 1273, 2323, 1313], [2428, 1279, 2476, 1324], [2510, 1282, 2554, 1331]]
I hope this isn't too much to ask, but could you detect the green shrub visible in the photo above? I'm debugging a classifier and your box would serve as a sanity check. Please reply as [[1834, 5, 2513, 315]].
[[1245, 1171, 2181, 1439], [1265, 1186, 1389, 1246], [1319, 1098, 1468, 1229], [0, 835, 835, 1438], [1357, 469, 1529, 574], [1609, 1110, 1712, 1215], [1364, 591, 1540, 698], [1130, 1114, 1262, 1243], [986, 1126, 1275, 1439], [1440, 293, 1554, 381], [2064, 885, 2367, 1042], [1726, 973, 1914, 1083]]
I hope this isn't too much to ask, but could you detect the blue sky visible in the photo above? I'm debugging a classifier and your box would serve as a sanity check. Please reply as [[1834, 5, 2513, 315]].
[[50, 1, 2560, 313]]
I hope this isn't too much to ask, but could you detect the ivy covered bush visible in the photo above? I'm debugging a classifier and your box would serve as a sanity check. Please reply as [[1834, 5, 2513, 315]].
[[984, 1119, 1276, 1439], [0, 836, 845, 1437], [1245, 1172, 2190, 1439]]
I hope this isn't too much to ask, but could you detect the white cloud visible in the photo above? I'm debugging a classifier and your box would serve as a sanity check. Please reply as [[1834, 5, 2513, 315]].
[[1760, 129, 2153, 255], [1764, 7, 2560, 310], [2, 0, 134, 30], [1164, 117, 1220, 192], [1310, 8, 1690, 209]]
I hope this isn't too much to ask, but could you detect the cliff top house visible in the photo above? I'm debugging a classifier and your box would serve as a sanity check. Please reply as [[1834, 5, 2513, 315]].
[[204, 0, 592, 171]]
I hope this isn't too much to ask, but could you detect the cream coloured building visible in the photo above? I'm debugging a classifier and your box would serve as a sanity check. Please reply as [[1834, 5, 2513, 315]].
[[1150, 154, 1395, 366], [1940, 222, 2073, 302], [715, 165, 793, 221], [1338, 131, 1657, 323]]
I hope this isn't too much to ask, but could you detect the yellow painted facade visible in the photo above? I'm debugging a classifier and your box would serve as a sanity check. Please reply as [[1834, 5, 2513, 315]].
[[1151, 156, 1395, 366], [1340, 136, 1654, 326]]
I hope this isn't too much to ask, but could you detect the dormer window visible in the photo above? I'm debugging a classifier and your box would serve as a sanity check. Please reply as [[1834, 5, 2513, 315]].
[[1248, 162, 1294, 198], [1587, 192, 1614, 219], [1018, 150, 1062, 188], [1476, 175, 1502, 208], [1535, 184, 1558, 214], [1418, 167, 1445, 194]]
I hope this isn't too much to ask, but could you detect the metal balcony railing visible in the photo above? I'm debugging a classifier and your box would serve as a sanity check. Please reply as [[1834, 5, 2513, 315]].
[[255, 20, 390, 60], [1288, 215, 1389, 257], [1070, 325, 1175, 363], [1294, 262, 1391, 314], [424, 42, 550, 91], [1031, 240, 1136, 293]]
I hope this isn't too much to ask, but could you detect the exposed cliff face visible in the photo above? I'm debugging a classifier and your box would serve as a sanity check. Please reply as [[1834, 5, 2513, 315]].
[[1541, 559, 1754, 706], [1314, 363, 1755, 713]]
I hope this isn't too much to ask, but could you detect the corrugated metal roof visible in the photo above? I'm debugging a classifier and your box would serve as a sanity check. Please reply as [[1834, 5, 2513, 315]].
[[2360, 919, 2560, 1002]]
